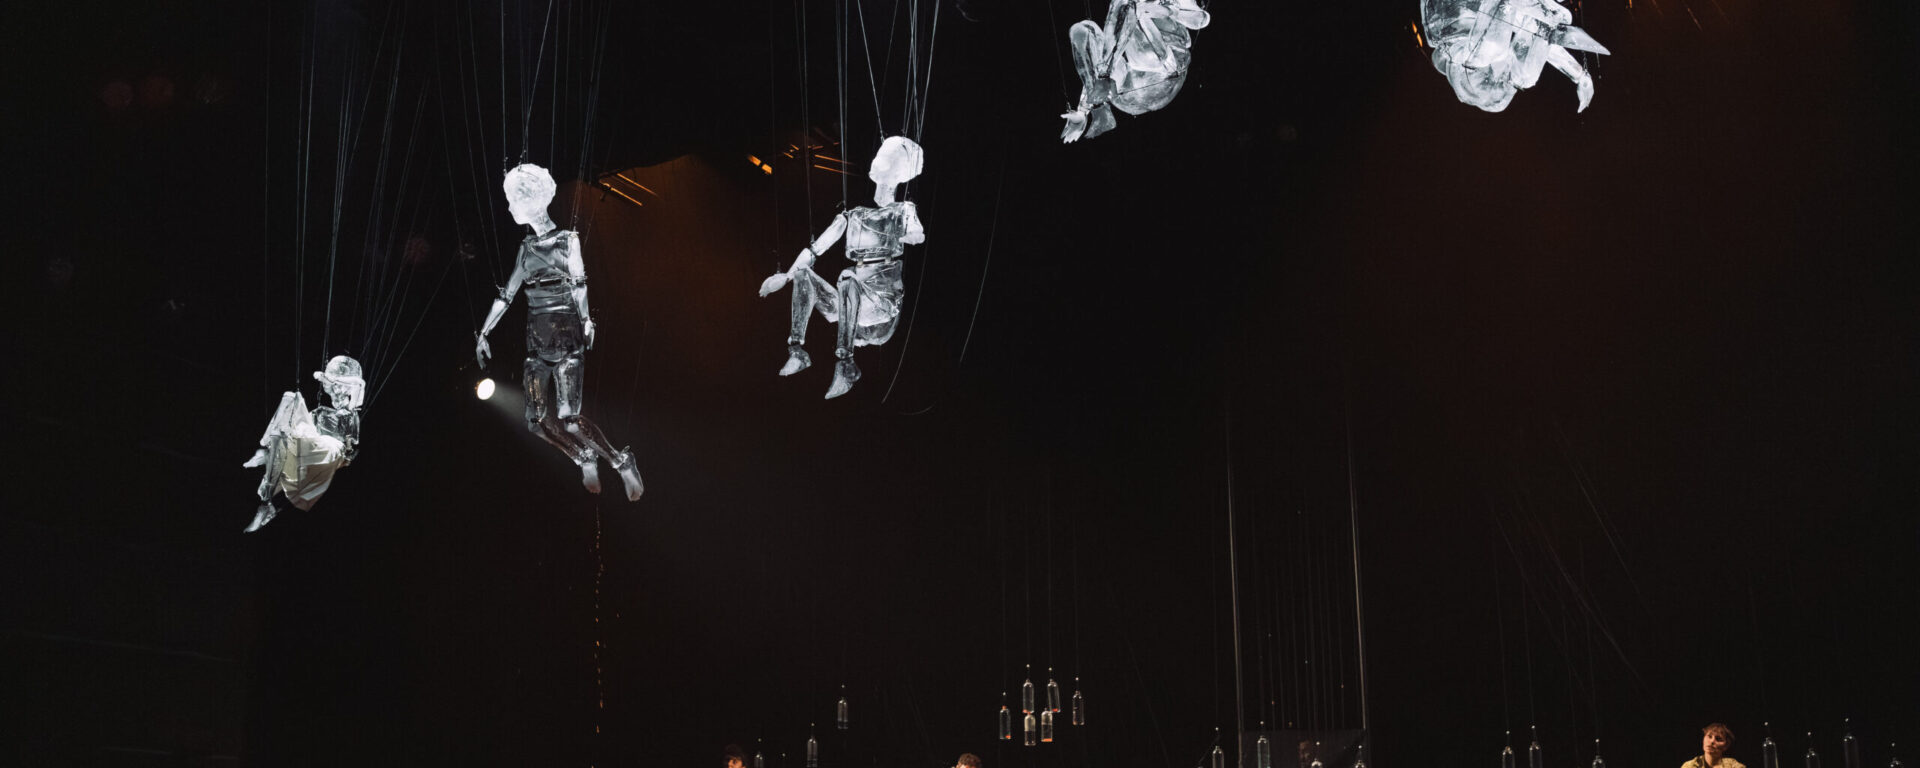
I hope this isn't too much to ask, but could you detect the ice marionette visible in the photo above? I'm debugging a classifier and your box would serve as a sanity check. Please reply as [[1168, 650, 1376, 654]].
[[475, 164, 643, 501], [243, 355, 365, 532], [758, 136, 926, 399]]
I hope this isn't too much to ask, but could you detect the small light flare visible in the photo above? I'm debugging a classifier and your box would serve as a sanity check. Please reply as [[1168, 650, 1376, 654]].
[[476, 378, 496, 400]]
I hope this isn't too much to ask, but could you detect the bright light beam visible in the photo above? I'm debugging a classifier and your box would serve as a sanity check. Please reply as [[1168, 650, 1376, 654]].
[[476, 378, 496, 400]]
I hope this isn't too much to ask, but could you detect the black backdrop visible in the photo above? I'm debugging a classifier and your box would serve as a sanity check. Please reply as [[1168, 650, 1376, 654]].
[[2, 0, 1915, 766]]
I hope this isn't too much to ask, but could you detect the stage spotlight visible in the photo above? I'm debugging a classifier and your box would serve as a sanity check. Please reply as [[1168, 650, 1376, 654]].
[[476, 378, 496, 400]]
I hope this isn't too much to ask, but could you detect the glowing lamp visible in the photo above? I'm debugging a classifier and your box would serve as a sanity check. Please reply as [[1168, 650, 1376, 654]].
[[475, 378, 496, 400]]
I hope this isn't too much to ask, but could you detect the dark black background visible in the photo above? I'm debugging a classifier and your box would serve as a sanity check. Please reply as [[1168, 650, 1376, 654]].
[[2, 0, 1915, 766]]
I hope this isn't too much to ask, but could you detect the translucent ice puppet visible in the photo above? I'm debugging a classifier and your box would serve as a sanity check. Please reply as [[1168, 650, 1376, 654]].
[[475, 164, 643, 501], [1060, 0, 1211, 143], [1421, 0, 1610, 112], [242, 355, 364, 532], [758, 136, 925, 399]]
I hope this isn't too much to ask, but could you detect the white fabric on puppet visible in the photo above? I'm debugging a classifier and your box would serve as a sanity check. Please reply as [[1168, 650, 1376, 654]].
[[759, 136, 926, 399], [1422, 0, 1609, 112], [1060, 0, 1211, 143], [242, 355, 364, 532], [475, 163, 643, 501]]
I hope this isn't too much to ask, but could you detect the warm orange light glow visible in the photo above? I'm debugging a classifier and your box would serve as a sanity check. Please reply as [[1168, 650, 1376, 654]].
[[1412, 22, 1424, 48], [601, 183, 644, 208], [748, 154, 762, 167], [761, 163, 774, 174], [812, 164, 849, 175], [613, 173, 655, 196]]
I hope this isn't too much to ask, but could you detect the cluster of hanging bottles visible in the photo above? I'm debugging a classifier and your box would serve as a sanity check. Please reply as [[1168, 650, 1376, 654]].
[[1000, 664, 1085, 745], [1491, 721, 1905, 768]]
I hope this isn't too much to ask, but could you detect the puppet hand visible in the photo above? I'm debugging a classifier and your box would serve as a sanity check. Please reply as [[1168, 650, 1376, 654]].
[[584, 319, 597, 349], [475, 333, 492, 367], [758, 272, 792, 297]]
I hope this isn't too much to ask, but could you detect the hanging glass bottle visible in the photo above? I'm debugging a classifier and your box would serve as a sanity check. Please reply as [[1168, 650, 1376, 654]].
[[1764, 725, 1781, 768], [1310, 741, 1325, 768], [1071, 678, 1085, 726], [1022, 666, 1036, 714], [1212, 745, 1227, 768], [1023, 711, 1038, 747], [1529, 727, 1545, 768], [1844, 722, 1861, 768], [1354, 745, 1369, 768], [754, 752, 766, 768], [1041, 709, 1055, 743], [807, 726, 819, 768], [1256, 725, 1272, 768], [1592, 740, 1606, 768], [1503, 731, 1518, 768], [1807, 733, 1823, 768], [1047, 670, 1062, 713], [836, 686, 849, 731], [999, 695, 1013, 741]]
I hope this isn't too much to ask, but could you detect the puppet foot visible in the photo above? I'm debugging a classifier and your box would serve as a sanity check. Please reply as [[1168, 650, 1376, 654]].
[[244, 503, 277, 533], [242, 448, 269, 468], [825, 358, 861, 399], [779, 345, 812, 376], [578, 458, 603, 494], [1083, 103, 1117, 140], [613, 448, 644, 502]]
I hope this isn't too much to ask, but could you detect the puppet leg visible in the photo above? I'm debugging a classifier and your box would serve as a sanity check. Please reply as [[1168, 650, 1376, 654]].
[[1063, 21, 1119, 141], [554, 354, 642, 501], [826, 269, 870, 399], [784, 268, 840, 375], [528, 356, 601, 493]]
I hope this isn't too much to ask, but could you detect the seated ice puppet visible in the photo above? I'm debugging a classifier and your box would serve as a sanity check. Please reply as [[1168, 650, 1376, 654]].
[[1061, 0, 1211, 143], [758, 136, 925, 399], [1422, 0, 1610, 112], [242, 355, 364, 532]]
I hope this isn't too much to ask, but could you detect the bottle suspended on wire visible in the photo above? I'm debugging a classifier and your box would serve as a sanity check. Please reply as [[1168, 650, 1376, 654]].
[[1212, 745, 1227, 768], [807, 727, 819, 768], [1807, 734, 1822, 768], [1592, 739, 1606, 768], [1503, 731, 1518, 768], [1844, 722, 1861, 768], [1071, 679, 1085, 726], [1310, 741, 1325, 768], [1764, 725, 1781, 768], [836, 687, 849, 731], [1256, 726, 1272, 768], [1024, 711, 1038, 747], [1354, 745, 1370, 768], [1022, 667, 1036, 714], [1529, 727, 1545, 768], [999, 695, 1013, 741], [755, 752, 766, 768], [1041, 709, 1055, 743], [1047, 672, 1062, 713]]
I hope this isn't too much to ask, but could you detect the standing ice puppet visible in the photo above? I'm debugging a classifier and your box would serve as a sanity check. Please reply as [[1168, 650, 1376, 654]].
[[1060, 0, 1211, 143], [242, 355, 364, 532], [759, 136, 925, 399], [1421, 0, 1610, 112], [475, 164, 643, 501]]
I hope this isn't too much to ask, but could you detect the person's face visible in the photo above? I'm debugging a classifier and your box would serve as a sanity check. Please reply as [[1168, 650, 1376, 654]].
[[728, 759, 745, 768], [1703, 731, 1729, 759]]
